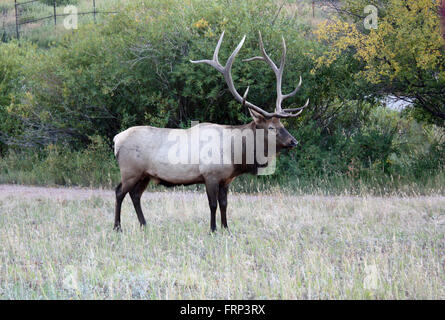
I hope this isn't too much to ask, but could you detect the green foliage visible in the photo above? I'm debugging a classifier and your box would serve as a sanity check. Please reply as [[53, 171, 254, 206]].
[[0, 136, 119, 187], [0, 0, 444, 194], [39, 0, 78, 6], [2, 106, 443, 195], [315, 0, 445, 125], [0, 41, 36, 154], [9, 0, 319, 147], [259, 106, 445, 194]]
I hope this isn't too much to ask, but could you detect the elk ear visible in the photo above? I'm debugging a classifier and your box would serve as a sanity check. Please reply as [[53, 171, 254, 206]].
[[248, 108, 266, 124]]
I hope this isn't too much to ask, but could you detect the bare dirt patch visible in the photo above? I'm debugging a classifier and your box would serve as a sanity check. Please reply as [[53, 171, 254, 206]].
[[1, 183, 444, 203]]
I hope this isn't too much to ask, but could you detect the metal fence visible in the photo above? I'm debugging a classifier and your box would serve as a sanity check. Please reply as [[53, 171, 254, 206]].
[[1, 0, 117, 40]]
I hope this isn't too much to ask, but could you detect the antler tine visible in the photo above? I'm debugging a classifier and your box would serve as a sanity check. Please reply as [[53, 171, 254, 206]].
[[243, 32, 309, 118], [190, 31, 225, 73], [279, 36, 286, 72], [258, 31, 279, 74], [242, 86, 249, 106], [271, 100, 308, 118], [277, 38, 309, 116], [275, 35, 288, 113], [191, 32, 275, 119], [213, 30, 224, 64], [284, 98, 310, 113], [282, 76, 302, 101]]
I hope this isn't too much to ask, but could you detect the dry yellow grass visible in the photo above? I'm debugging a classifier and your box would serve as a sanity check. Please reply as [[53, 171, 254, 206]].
[[0, 185, 444, 299]]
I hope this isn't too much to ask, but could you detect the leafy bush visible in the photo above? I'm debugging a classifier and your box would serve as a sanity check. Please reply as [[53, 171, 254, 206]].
[[314, 0, 445, 126], [0, 41, 36, 154], [11, 0, 320, 148], [0, 136, 119, 187], [0, 0, 443, 194]]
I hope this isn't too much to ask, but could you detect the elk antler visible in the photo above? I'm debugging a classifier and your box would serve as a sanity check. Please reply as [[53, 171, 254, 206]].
[[190, 31, 308, 119], [243, 31, 309, 117]]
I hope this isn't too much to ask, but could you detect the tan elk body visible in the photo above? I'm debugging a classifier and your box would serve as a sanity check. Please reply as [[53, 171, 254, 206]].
[[113, 32, 309, 232]]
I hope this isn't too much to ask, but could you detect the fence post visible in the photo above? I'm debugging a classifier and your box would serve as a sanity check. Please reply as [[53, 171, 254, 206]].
[[312, 1, 315, 19], [53, 1, 57, 28], [93, 0, 97, 24], [14, 0, 19, 40]]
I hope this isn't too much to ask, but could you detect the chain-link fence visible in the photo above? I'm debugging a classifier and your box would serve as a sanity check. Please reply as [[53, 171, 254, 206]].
[[1, 0, 116, 41]]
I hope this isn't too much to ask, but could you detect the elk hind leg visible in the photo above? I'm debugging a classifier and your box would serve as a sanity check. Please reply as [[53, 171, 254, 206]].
[[218, 183, 229, 229], [114, 176, 139, 231], [129, 176, 151, 227]]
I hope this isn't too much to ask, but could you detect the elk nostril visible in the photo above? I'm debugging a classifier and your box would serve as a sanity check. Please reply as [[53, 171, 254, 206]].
[[288, 140, 298, 148]]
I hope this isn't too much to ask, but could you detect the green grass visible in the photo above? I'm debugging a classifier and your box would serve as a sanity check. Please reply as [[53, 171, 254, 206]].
[[1, 188, 444, 299]]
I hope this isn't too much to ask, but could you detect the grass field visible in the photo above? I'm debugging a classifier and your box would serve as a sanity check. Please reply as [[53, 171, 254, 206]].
[[0, 185, 444, 299]]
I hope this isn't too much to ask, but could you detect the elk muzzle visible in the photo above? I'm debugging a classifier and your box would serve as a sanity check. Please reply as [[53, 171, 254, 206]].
[[286, 138, 298, 149]]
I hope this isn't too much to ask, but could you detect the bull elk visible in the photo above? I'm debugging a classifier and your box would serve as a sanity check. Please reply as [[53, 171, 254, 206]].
[[112, 31, 309, 232]]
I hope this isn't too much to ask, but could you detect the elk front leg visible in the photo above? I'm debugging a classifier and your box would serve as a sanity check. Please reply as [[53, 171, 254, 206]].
[[205, 181, 219, 232], [218, 184, 229, 229]]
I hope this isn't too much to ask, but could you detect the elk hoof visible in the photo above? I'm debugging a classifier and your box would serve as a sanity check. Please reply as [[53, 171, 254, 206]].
[[113, 225, 122, 232]]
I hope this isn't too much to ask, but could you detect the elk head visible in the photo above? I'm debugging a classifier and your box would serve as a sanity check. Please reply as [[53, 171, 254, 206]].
[[191, 31, 309, 152]]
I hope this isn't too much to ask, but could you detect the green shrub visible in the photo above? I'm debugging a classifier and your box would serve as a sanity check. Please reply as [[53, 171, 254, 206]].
[[0, 41, 37, 154], [12, 0, 318, 147], [0, 136, 119, 188], [0, 0, 443, 195]]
